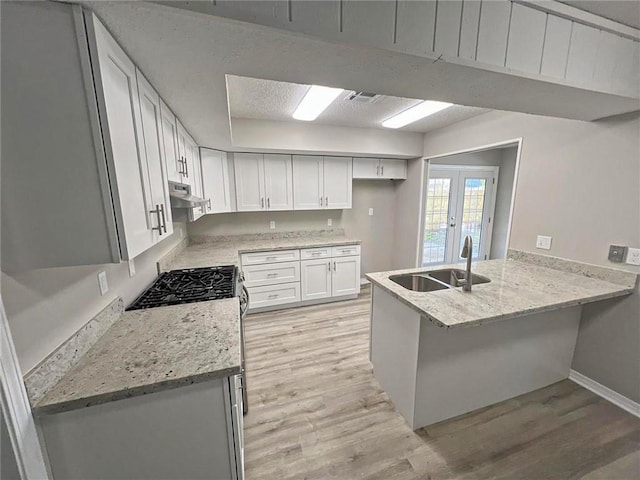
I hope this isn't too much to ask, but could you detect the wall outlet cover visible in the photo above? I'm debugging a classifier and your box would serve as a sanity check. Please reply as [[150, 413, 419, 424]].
[[536, 235, 552, 250], [128, 259, 136, 278], [269, 220, 276, 230], [327, 218, 332, 226], [97, 271, 108, 296], [608, 245, 627, 263], [368, 208, 374, 216], [626, 247, 640, 265]]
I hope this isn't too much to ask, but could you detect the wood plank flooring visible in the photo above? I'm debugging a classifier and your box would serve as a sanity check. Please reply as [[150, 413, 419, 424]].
[[243, 288, 640, 479]]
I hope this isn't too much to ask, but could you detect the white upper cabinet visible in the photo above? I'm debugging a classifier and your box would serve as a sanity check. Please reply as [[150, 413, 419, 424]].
[[292, 155, 325, 210], [136, 70, 173, 238], [323, 156, 352, 209], [188, 137, 205, 222], [292, 156, 352, 210], [353, 158, 407, 180], [201, 148, 232, 214], [234, 153, 293, 211], [234, 153, 266, 211], [89, 13, 155, 260], [263, 154, 294, 210], [159, 100, 182, 184]]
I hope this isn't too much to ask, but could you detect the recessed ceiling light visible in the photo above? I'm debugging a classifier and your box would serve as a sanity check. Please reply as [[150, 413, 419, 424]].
[[382, 100, 452, 129], [293, 85, 343, 121]]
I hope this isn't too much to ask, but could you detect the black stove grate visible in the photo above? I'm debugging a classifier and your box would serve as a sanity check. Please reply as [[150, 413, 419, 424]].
[[127, 265, 238, 311]]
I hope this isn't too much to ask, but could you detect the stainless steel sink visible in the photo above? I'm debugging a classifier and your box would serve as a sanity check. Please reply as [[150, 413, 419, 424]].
[[427, 268, 491, 287], [389, 274, 450, 292]]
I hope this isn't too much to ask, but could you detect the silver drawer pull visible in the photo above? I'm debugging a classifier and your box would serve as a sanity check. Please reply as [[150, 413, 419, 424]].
[[342, 249, 352, 253], [266, 256, 277, 260], [266, 273, 278, 277], [312, 252, 322, 256], [268, 294, 279, 299]]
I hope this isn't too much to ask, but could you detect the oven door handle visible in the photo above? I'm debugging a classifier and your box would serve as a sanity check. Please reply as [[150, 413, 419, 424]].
[[240, 284, 250, 317]]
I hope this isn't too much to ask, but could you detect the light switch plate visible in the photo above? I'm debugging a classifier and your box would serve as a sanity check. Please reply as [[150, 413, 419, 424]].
[[327, 218, 332, 226], [269, 221, 275, 230], [536, 235, 552, 250], [626, 247, 640, 265], [97, 271, 108, 296], [128, 259, 136, 278], [608, 245, 627, 263], [368, 208, 374, 216]]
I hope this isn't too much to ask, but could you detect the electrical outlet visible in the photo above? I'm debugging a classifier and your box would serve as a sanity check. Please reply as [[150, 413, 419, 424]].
[[536, 235, 552, 250], [128, 259, 136, 278], [97, 271, 108, 296], [626, 247, 640, 266], [369, 208, 374, 216], [608, 245, 627, 263], [327, 218, 332, 226], [269, 220, 276, 230]]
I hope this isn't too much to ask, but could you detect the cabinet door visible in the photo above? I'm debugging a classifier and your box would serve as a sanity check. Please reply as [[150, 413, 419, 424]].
[[159, 100, 181, 183], [331, 255, 361, 297], [176, 121, 191, 186], [323, 157, 352, 209], [353, 158, 381, 179], [136, 70, 173, 239], [380, 159, 407, 179], [292, 155, 324, 210], [189, 140, 205, 222], [90, 15, 154, 259], [201, 148, 232, 214], [301, 258, 332, 301], [263, 154, 293, 210], [234, 153, 265, 211]]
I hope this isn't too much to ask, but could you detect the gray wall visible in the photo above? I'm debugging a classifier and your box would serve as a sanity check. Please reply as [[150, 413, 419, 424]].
[[188, 181, 399, 278], [431, 146, 518, 260], [2, 223, 187, 374], [394, 109, 640, 402]]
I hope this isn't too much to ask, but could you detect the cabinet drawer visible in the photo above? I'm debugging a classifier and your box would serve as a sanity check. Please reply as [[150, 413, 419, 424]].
[[300, 247, 332, 259], [331, 245, 361, 257], [240, 249, 300, 265], [247, 282, 301, 310], [243, 261, 300, 287]]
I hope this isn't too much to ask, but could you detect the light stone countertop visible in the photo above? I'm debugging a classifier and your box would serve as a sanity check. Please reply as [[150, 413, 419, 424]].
[[366, 259, 637, 329], [162, 232, 361, 271], [34, 299, 241, 415]]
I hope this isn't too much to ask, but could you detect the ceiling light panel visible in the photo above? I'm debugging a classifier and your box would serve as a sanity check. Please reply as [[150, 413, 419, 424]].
[[293, 85, 343, 121], [382, 100, 452, 128]]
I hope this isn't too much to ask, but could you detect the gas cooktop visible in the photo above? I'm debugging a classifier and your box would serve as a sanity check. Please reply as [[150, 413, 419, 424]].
[[127, 266, 238, 311]]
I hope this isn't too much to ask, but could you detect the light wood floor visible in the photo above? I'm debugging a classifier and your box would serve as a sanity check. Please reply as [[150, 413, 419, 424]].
[[243, 288, 640, 480]]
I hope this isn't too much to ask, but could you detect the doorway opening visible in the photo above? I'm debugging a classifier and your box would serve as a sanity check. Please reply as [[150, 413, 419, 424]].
[[419, 141, 520, 267]]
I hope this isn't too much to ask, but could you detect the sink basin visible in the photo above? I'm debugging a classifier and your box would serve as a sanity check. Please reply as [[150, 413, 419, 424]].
[[389, 274, 450, 292], [427, 268, 491, 287]]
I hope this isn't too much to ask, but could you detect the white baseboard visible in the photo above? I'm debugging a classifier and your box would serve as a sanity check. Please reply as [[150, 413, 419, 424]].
[[360, 278, 370, 286], [569, 369, 640, 418]]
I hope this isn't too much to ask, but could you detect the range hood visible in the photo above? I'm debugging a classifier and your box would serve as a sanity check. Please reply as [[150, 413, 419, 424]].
[[168, 182, 207, 209]]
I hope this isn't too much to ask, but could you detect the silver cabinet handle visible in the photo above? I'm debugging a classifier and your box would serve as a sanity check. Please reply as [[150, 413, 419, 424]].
[[207, 199, 212, 211], [328, 261, 331, 271], [326, 196, 329, 207], [376, 164, 380, 176], [150, 204, 163, 235], [381, 165, 384, 176], [266, 256, 277, 260], [268, 294, 279, 299], [333, 261, 336, 271], [266, 273, 278, 278], [160, 203, 167, 233], [267, 197, 271, 209], [320, 197, 323, 207], [184, 157, 188, 177], [312, 252, 322, 256], [261, 198, 264, 209]]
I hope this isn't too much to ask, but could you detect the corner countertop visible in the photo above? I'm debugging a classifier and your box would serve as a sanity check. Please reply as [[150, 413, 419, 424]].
[[161, 231, 361, 271], [34, 299, 241, 415], [366, 256, 637, 329]]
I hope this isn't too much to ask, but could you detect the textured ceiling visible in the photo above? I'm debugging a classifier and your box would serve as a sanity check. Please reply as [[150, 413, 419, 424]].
[[559, 1, 640, 29], [227, 75, 490, 133]]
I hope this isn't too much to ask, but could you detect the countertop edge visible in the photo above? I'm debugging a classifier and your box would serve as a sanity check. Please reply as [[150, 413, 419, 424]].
[[34, 365, 242, 416], [235, 239, 361, 254], [366, 273, 634, 330]]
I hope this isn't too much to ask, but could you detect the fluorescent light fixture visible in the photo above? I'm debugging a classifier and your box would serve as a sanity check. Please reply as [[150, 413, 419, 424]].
[[382, 100, 452, 129], [293, 85, 343, 121]]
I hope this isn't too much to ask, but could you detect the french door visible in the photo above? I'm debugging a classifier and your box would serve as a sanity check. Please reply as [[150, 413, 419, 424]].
[[422, 166, 498, 266]]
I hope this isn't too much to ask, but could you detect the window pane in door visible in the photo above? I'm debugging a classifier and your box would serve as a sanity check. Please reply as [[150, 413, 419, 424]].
[[459, 178, 486, 259], [423, 178, 451, 265]]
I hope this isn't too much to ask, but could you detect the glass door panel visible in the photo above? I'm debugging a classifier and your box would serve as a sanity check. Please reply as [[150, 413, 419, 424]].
[[423, 177, 452, 265], [459, 178, 487, 260]]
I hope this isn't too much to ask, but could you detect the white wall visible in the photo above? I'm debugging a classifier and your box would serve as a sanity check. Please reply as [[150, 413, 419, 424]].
[[1, 224, 187, 374], [230, 118, 423, 158]]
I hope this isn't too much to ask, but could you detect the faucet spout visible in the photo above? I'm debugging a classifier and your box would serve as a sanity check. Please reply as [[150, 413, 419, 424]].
[[460, 235, 473, 292]]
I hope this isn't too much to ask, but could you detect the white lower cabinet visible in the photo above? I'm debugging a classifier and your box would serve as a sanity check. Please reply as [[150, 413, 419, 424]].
[[244, 245, 361, 312]]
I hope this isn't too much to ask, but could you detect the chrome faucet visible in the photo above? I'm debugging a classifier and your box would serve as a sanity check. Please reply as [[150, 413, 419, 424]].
[[459, 235, 473, 292]]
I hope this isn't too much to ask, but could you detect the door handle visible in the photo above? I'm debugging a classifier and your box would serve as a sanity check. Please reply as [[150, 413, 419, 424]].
[[381, 165, 384, 176], [267, 197, 271, 209], [326, 196, 329, 207], [150, 205, 163, 235], [261, 198, 264, 209], [328, 261, 331, 271], [160, 203, 167, 233], [184, 157, 188, 177], [333, 261, 336, 271], [376, 165, 380, 176], [207, 199, 212, 211], [320, 197, 323, 207]]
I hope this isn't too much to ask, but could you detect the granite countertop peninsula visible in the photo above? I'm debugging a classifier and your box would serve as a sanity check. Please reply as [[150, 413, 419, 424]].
[[162, 230, 361, 271], [366, 256, 637, 330], [35, 299, 241, 415]]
